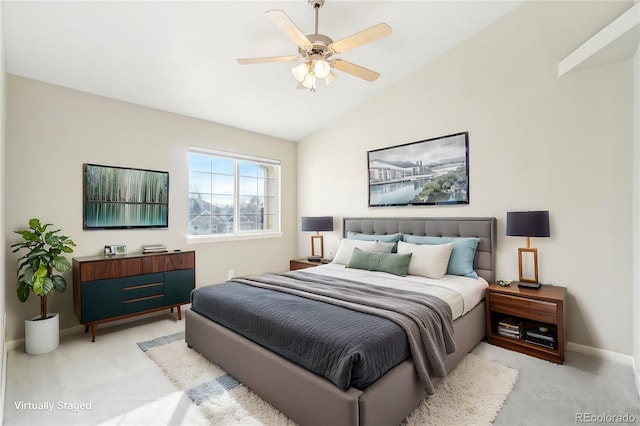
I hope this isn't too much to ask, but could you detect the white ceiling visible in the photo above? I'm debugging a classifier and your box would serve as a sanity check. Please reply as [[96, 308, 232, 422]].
[[3, 1, 523, 142]]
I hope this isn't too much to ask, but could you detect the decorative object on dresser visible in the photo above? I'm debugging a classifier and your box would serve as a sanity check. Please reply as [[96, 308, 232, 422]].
[[104, 244, 127, 256], [73, 250, 195, 341], [11, 218, 77, 354], [367, 132, 469, 207], [485, 282, 566, 363], [505, 210, 550, 288], [290, 258, 323, 271], [300, 216, 333, 260], [142, 244, 167, 254]]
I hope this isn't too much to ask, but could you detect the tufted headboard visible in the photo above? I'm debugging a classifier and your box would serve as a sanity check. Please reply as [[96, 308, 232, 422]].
[[343, 217, 497, 283]]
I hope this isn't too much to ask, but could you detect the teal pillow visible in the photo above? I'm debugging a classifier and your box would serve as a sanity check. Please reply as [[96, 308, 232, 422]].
[[347, 232, 403, 252], [346, 248, 412, 276], [402, 235, 480, 278]]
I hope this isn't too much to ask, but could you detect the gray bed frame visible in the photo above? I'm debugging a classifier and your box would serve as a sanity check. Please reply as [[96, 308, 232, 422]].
[[185, 217, 497, 426]]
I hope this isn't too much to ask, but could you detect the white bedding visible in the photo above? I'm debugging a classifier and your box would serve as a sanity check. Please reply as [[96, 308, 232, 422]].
[[302, 263, 488, 320]]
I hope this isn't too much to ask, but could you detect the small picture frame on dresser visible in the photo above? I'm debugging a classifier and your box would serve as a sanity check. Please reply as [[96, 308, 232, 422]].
[[104, 245, 127, 256]]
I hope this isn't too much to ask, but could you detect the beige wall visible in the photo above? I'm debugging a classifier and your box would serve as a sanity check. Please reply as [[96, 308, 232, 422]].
[[298, 1, 634, 354], [4, 76, 297, 341]]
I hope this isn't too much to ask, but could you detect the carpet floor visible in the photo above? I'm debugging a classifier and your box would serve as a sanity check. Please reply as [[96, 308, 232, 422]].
[[139, 332, 518, 425]]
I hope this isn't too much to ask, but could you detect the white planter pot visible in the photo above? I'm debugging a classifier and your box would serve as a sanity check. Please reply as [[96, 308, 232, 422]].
[[25, 313, 59, 355]]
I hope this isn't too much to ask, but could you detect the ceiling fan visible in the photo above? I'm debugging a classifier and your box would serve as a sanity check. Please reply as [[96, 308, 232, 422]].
[[237, 0, 392, 92]]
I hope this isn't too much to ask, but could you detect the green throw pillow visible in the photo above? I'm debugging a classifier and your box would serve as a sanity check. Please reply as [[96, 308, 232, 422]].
[[346, 248, 412, 276]]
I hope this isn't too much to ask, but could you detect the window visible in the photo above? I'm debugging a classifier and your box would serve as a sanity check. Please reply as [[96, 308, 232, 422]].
[[188, 148, 280, 238]]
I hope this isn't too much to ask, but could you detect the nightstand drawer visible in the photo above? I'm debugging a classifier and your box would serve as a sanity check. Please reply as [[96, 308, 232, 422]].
[[290, 259, 322, 270], [490, 293, 557, 323]]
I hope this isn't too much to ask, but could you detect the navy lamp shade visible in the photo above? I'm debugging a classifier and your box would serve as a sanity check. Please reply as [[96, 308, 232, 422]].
[[301, 216, 333, 260], [506, 211, 550, 285]]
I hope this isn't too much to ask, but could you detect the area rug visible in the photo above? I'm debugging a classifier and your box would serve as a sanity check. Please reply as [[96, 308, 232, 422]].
[[138, 332, 518, 426]]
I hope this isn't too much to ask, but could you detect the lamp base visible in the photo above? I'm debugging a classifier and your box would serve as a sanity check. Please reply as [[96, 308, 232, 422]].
[[515, 281, 541, 289]]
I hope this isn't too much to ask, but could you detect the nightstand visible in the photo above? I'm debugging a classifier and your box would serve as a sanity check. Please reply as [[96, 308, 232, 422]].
[[289, 258, 323, 271], [486, 283, 566, 363]]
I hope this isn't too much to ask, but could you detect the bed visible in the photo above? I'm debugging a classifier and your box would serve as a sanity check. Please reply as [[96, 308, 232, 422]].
[[185, 217, 497, 426]]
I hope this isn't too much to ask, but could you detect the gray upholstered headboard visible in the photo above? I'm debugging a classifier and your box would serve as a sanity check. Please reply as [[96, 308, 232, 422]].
[[343, 217, 497, 283]]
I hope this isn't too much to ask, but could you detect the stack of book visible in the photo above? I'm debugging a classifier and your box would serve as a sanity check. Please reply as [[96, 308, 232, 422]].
[[497, 317, 524, 339], [142, 244, 167, 254], [525, 327, 557, 349]]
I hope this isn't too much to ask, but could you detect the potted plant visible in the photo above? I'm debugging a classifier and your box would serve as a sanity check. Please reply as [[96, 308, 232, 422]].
[[11, 218, 76, 354]]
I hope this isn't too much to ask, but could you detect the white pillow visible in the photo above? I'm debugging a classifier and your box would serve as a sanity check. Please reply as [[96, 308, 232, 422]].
[[397, 240, 454, 279], [332, 239, 394, 265]]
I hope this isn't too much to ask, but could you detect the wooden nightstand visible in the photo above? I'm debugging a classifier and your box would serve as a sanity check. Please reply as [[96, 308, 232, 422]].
[[486, 283, 566, 363], [289, 258, 323, 270]]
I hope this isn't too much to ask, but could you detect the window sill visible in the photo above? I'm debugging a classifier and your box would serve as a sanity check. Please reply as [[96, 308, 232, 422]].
[[187, 232, 283, 245]]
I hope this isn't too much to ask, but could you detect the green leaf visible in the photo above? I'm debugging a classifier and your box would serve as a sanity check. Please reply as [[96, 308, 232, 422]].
[[22, 266, 35, 286], [41, 276, 54, 295], [31, 265, 47, 295], [17, 282, 30, 302], [52, 256, 71, 272], [28, 218, 42, 231], [34, 264, 47, 279], [51, 275, 66, 293], [14, 230, 39, 242]]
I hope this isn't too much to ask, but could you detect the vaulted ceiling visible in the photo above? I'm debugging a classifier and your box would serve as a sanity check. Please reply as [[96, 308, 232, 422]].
[[3, 1, 522, 141]]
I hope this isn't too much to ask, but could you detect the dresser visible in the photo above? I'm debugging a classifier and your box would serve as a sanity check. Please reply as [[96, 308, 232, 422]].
[[73, 250, 195, 341]]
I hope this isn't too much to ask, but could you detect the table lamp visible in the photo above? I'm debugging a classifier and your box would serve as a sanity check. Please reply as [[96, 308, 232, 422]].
[[301, 216, 333, 261], [506, 211, 550, 289]]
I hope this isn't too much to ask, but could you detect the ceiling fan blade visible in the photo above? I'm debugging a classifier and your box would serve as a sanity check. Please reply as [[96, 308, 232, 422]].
[[266, 10, 313, 50], [237, 55, 300, 64], [330, 23, 392, 54], [332, 59, 380, 82]]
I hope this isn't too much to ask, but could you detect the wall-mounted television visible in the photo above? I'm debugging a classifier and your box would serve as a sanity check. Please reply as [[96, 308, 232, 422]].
[[83, 163, 169, 230], [367, 132, 469, 207]]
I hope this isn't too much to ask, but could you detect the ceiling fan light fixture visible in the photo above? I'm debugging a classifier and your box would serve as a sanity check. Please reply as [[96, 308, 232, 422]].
[[302, 72, 316, 90], [324, 70, 337, 86], [292, 62, 309, 82], [312, 57, 331, 78]]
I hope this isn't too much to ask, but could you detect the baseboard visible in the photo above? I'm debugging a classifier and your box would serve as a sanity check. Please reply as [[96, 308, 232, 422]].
[[5, 324, 85, 352], [567, 341, 634, 366], [634, 358, 640, 398]]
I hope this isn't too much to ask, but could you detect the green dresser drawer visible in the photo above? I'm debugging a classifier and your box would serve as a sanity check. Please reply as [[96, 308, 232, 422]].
[[122, 294, 165, 314], [122, 281, 164, 301], [82, 273, 164, 322]]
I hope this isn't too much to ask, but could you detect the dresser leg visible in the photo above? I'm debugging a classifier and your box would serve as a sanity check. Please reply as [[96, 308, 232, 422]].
[[91, 324, 97, 342], [177, 305, 182, 321]]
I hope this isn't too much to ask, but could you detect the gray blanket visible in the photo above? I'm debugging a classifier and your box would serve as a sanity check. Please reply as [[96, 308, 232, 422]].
[[232, 270, 456, 394]]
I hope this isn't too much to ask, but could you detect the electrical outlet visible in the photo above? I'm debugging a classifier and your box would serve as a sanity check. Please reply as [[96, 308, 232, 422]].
[[227, 270, 234, 280]]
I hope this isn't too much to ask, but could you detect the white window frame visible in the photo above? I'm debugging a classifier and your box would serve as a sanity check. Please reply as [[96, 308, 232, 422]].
[[187, 146, 282, 244]]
